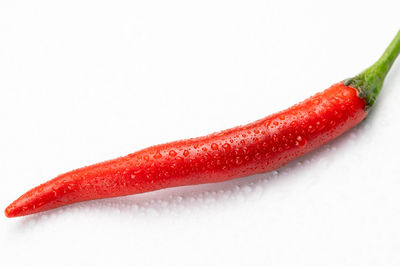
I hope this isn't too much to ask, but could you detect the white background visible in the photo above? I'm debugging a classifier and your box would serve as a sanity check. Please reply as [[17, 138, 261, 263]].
[[1, 1, 400, 266]]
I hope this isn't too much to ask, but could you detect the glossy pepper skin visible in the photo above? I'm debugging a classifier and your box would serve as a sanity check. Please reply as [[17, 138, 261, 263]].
[[5, 30, 400, 218]]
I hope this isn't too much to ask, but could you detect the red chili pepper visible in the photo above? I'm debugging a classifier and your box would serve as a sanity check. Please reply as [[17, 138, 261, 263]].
[[5, 31, 400, 218]]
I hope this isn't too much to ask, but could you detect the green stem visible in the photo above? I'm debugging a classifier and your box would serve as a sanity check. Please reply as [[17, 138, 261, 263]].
[[344, 30, 400, 109]]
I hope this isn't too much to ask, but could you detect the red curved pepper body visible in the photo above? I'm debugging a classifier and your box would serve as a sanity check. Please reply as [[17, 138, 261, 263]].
[[5, 83, 367, 217]]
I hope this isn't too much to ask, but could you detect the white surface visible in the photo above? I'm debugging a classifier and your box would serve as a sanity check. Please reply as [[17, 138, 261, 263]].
[[1, 1, 400, 266]]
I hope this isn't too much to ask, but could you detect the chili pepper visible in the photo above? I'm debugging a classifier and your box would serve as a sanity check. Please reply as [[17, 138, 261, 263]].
[[5, 31, 400, 218]]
